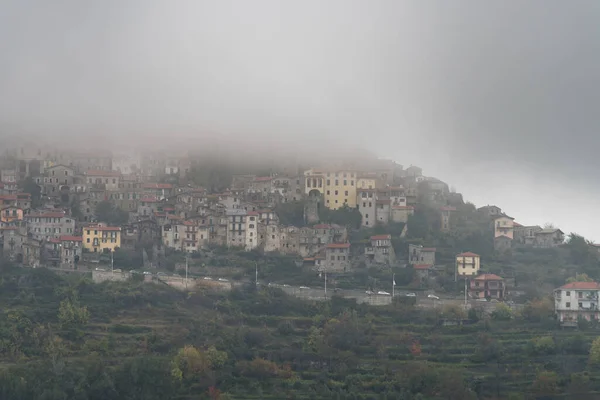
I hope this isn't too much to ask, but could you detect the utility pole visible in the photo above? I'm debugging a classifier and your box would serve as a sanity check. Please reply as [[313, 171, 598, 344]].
[[255, 261, 258, 285], [185, 254, 188, 290], [392, 273, 396, 298], [111, 249, 114, 273], [324, 271, 327, 299]]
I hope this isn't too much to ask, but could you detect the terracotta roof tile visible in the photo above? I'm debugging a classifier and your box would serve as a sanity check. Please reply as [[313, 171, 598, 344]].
[[474, 274, 503, 281], [326, 243, 350, 249], [457, 251, 479, 257], [370, 234, 391, 240], [560, 282, 600, 290]]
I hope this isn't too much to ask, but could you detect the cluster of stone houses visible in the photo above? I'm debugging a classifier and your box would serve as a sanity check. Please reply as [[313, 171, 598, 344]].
[[477, 205, 565, 252]]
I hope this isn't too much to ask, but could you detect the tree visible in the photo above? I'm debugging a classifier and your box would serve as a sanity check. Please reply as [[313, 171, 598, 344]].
[[95, 201, 129, 225], [319, 205, 361, 229], [18, 178, 42, 208], [530, 371, 559, 398], [491, 304, 512, 321], [588, 337, 600, 365], [566, 273, 594, 283]]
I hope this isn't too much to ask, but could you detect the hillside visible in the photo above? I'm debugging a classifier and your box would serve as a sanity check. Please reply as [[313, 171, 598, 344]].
[[0, 263, 599, 400]]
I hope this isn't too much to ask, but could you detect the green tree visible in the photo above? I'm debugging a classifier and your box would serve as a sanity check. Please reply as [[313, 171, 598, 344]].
[[319, 205, 361, 229], [588, 337, 600, 365], [95, 201, 129, 225], [491, 303, 512, 320], [566, 273, 594, 283], [58, 298, 90, 330], [18, 178, 42, 208]]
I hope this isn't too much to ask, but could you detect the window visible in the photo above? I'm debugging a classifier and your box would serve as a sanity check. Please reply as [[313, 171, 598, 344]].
[[272, 235, 275, 239], [365, 214, 369, 218], [344, 180, 347, 185], [327, 179, 330, 185], [334, 190, 338, 195], [345, 191, 348, 196], [335, 180, 339, 186], [566, 302, 571, 307], [566, 291, 571, 296], [351, 180, 354, 185], [327, 190, 330, 195]]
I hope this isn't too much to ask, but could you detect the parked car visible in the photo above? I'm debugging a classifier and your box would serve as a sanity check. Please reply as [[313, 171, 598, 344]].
[[157, 272, 167, 276], [203, 277, 212, 280], [218, 278, 228, 282], [143, 271, 152, 275], [405, 293, 417, 297], [476, 298, 488, 302], [427, 294, 440, 300], [283, 284, 290, 287], [377, 291, 391, 295], [299, 286, 310, 289], [366, 290, 374, 295], [95, 268, 105, 272], [113, 268, 122, 273]]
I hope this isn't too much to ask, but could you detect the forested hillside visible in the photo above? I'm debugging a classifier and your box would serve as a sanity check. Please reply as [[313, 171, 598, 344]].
[[1, 262, 599, 400]]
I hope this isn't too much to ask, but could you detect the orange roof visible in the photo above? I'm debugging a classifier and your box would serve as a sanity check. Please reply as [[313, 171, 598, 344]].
[[247, 211, 259, 216], [141, 197, 159, 203], [143, 183, 173, 189], [86, 170, 121, 177], [392, 205, 414, 210], [421, 247, 436, 252], [254, 176, 272, 182], [474, 274, 503, 281], [413, 264, 432, 270], [513, 221, 523, 227], [59, 235, 82, 242], [371, 234, 391, 240], [560, 282, 600, 290], [457, 251, 479, 257], [326, 243, 350, 249]]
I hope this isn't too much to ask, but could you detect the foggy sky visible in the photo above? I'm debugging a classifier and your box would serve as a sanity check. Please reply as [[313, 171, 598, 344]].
[[1, 1, 600, 240]]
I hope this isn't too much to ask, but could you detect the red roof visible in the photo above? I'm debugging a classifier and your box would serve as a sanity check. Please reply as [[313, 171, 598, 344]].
[[560, 282, 600, 290], [474, 274, 503, 281], [26, 212, 66, 218], [247, 211, 259, 216], [59, 235, 82, 242], [85, 224, 121, 232], [0, 195, 17, 201], [371, 234, 391, 240], [326, 243, 350, 249], [457, 251, 479, 257], [413, 264, 432, 270], [48, 238, 61, 244], [392, 205, 414, 210], [141, 197, 159, 203], [313, 224, 332, 229], [513, 221, 523, 227], [254, 176, 272, 182], [143, 183, 173, 189], [421, 247, 436, 252], [86, 170, 121, 177], [376, 199, 391, 205]]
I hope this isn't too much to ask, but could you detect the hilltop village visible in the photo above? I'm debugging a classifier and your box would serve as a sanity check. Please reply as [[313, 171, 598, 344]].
[[0, 145, 576, 303], [4, 144, 600, 399]]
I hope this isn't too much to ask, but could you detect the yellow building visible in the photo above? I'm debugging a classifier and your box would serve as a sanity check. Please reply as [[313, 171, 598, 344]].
[[323, 170, 357, 210], [356, 174, 378, 190], [456, 252, 481, 277], [83, 223, 121, 253]]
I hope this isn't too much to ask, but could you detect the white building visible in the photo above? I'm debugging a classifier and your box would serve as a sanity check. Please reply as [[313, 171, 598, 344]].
[[554, 281, 600, 326]]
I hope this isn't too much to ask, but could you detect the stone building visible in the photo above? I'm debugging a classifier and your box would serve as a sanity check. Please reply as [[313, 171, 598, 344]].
[[365, 234, 395, 265], [324, 243, 351, 272], [25, 210, 75, 241], [408, 244, 436, 266]]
